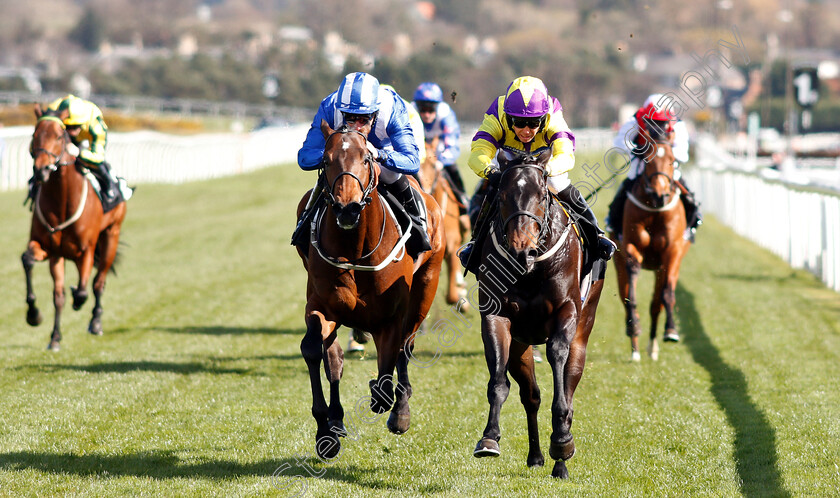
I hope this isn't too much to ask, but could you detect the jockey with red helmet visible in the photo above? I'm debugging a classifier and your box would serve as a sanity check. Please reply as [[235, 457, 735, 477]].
[[458, 76, 616, 272], [606, 93, 701, 239], [292, 72, 431, 258]]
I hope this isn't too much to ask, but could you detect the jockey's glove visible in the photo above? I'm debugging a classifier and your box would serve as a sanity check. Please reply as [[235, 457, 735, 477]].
[[65, 142, 80, 157], [365, 141, 390, 164], [486, 169, 502, 187]]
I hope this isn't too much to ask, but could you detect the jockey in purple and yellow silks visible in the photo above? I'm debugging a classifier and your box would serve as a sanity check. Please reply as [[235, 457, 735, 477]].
[[459, 76, 615, 271]]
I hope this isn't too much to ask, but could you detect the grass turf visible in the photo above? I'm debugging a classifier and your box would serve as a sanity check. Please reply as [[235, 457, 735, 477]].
[[0, 156, 838, 497]]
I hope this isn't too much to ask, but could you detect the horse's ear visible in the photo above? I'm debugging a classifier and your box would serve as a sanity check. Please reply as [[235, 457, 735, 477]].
[[536, 148, 552, 164], [497, 148, 516, 168], [320, 119, 334, 138], [34, 103, 43, 119]]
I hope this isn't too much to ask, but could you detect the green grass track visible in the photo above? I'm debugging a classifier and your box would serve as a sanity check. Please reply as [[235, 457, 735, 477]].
[[0, 161, 838, 497]]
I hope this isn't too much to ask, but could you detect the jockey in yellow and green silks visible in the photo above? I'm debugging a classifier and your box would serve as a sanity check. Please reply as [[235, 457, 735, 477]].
[[36, 94, 132, 204], [47, 95, 108, 166], [459, 76, 615, 273]]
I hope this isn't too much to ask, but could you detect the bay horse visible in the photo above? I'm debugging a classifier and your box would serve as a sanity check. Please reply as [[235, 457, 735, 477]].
[[472, 148, 604, 479], [296, 120, 444, 459], [610, 141, 690, 361], [22, 104, 127, 351], [417, 137, 469, 307]]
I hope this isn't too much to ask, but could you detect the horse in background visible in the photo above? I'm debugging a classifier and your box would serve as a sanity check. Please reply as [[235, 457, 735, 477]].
[[471, 148, 604, 479], [610, 141, 690, 361], [296, 120, 444, 460], [22, 104, 127, 351], [417, 137, 469, 308]]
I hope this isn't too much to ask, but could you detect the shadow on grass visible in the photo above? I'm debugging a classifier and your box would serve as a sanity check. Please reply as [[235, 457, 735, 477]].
[[677, 282, 790, 498], [35, 361, 258, 376], [0, 451, 439, 493], [132, 326, 304, 336]]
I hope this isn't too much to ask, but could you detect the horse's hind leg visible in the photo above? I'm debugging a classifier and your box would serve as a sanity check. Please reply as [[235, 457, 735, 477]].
[[300, 310, 342, 460], [508, 340, 543, 467], [474, 315, 512, 458], [47, 256, 66, 351], [87, 227, 120, 335], [387, 345, 413, 435], [624, 255, 643, 361], [22, 244, 47, 327]]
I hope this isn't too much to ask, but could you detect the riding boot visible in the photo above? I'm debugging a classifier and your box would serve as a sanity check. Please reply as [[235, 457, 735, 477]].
[[291, 185, 324, 251], [605, 178, 633, 237], [468, 179, 490, 229], [458, 183, 498, 272], [677, 178, 703, 233], [385, 175, 431, 259], [556, 184, 616, 261], [91, 162, 119, 203], [443, 164, 469, 216]]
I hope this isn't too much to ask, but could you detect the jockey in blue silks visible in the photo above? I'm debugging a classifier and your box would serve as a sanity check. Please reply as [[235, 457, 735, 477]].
[[292, 72, 431, 258]]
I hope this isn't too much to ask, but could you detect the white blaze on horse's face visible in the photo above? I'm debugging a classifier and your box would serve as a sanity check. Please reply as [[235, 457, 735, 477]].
[[657, 147, 666, 158], [517, 178, 527, 188], [342, 142, 350, 151]]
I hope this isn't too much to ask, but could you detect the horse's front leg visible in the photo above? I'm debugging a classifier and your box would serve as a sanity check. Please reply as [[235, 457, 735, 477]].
[[47, 256, 66, 351], [300, 309, 342, 460], [474, 314, 512, 458], [507, 339, 543, 467], [22, 242, 48, 327], [547, 302, 579, 478], [661, 250, 686, 343]]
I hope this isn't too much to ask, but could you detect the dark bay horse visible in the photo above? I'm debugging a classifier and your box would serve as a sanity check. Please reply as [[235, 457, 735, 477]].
[[472, 149, 604, 479], [610, 141, 690, 361], [417, 137, 469, 307], [296, 120, 444, 459], [23, 104, 127, 351]]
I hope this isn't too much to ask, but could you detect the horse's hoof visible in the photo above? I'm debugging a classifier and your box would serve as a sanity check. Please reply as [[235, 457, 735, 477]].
[[328, 419, 347, 438], [387, 411, 410, 434], [664, 330, 680, 342], [26, 309, 43, 327], [527, 451, 545, 467], [473, 438, 500, 457], [630, 350, 641, 362], [549, 437, 575, 461], [47, 341, 60, 352], [88, 320, 103, 336], [315, 433, 341, 460], [551, 460, 570, 479]]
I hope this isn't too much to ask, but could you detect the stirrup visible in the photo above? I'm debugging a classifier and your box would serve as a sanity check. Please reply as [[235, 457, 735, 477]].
[[597, 236, 617, 261]]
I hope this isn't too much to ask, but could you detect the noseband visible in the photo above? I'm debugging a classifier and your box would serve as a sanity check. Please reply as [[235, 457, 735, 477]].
[[320, 128, 377, 212], [497, 163, 551, 246]]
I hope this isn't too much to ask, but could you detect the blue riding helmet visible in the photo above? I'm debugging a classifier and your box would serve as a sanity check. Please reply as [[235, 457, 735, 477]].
[[413, 82, 443, 103], [336, 72, 380, 114]]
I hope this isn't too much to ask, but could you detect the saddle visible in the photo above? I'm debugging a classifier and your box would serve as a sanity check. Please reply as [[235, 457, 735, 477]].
[[82, 166, 125, 213]]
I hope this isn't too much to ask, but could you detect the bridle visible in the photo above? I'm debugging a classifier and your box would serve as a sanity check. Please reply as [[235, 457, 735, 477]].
[[30, 115, 75, 180], [496, 163, 551, 248], [630, 141, 680, 212], [30, 114, 89, 233], [320, 127, 377, 213]]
